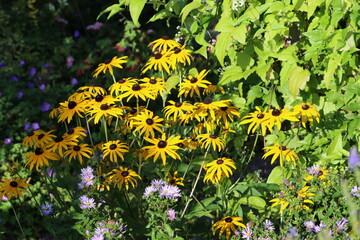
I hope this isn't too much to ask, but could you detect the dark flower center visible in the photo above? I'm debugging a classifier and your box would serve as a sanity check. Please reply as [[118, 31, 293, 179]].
[[146, 118, 154, 125], [175, 102, 182, 107], [302, 104, 310, 110], [280, 146, 287, 151], [68, 101, 77, 109], [73, 145, 81, 151], [118, 79, 126, 84], [224, 217, 232, 223], [209, 134, 217, 139], [35, 148, 44, 155], [174, 47, 181, 54], [38, 134, 45, 140], [10, 181, 18, 187], [257, 113, 264, 119], [178, 143, 185, 148], [54, 136, 63, 142], [77, 90, 85, 93], [217, 159, 224, 164], [99, 176, 105, 181], [318, 170, 323, 176], [191, 138, 198, 142], [121, 171, 129, 177], [100, 104, 109, 110], [272, 109, 281, 116], [158, 140, 167, 148], [109, 144, 117, 150], [154, 53, 162, 59], [169, 179, 176, 184], [132, 84, 141, 91], [130, 109, 137, 114], [220, 107, 228, 111], [104, 59, 112, 64], [54, 103, 60, 108], [203, 98, 212, 104], [67, 129, 74, 134], [162, 36, 169, 40], [190, 77, 198, 83], [28, 131, 34, 137], [149, 78, 157, 84], [95, 95, 104, 102]]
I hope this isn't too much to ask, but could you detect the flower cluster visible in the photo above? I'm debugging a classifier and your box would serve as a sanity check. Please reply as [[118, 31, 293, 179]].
[[144, 179, 181, 200]]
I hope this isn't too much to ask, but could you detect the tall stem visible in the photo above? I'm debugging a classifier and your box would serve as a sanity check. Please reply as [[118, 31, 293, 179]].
[[11, 202, 27, 239]]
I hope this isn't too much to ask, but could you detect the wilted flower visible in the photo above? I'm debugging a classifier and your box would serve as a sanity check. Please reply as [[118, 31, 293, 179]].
[[41, 203, 53, 215]]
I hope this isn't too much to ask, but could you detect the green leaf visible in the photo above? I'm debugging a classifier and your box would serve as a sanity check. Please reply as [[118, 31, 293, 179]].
[[165, 75, 180, 92], [231, 23, 247, 44], [267, 166, 291, 184], [288, 66, 310, 96], [97, 4, 123, 20], [326, 130, 343, 155], [238, 196, 266, 210], [214, 32, 233, 66], [129, 0, 147, 27], [219, 66, 242, 85], [180, 0, 202, 23], [246, 85, 263, 104], [148, 9, 173, 23], [324, 54, 342, 89]]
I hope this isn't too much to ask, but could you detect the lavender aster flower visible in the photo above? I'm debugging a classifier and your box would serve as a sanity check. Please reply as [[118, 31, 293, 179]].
[[79, 195, 96, 209], [166, 209, 176, 221], [40, 102, 51, 112], [351, 185, 360, 197], [29, 67, 37, 77], [81, 173, 95, 187], [144, 185, 157, 198], [91, 235, 104, 240], [31, 122, 40, 130], [304, 221, 316, 233], [264, 219, 275, 232], [94, 227, 109, 236], [4, 138, 11, 144], [39, 84, 46, 91], [349, 147, 360, 171], [159, 185, 181, 199], [307, 165, 321, 175], [286, 228, 298, 238], [81, 166, 94, 176], [71, 77, 78, 85], [151, 179, 166, 189], [336, 217, 349, 233], [241, 226, 252, 240], [41, 203, 54, 215]]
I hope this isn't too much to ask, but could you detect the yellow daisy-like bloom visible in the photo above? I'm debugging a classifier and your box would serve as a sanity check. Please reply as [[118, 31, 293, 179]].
[[304, 166, 330, 182], [212, 216, 246, 240], [163, 100, 194, 122], [87, 104, 124, 124], [86, 94, 117, 109], [168, 171, 184, 186], [58, 99, 87, 123], [240, 107, 270, 136], [108, 166, 141, 190], [132, 109, 164, 138], [24, 147, 60, 171], [168, 45, 192, 70], [63, 127, 87, 142], [78, 85, 107, 97], [109, 77, 137, 97], [215, 103, 240, 124], [197, 134, 225, 152], [178, 69, 211, 98], [140, 76, 166, 98], [0, 177, 32, 200], [141, 52, 172, 74], [68, 89, 93, 101], [204, 158, 236, 184], [193, 121, 217, 135], [119, 83, 155, 102], [46, 134, 77, 157], [33, 130, 56, 148], [64, 143, 93, 164], [149, 36, 181, 52], [292, 102, 320, 127], [22, 129, 45, 148], [96, 167, 111, 192], [204, 84, 225, 95], [194, 98, 231, 121], [49, 103, 62, 119], [93, 56, 128, 78], [142, 134, 183, 165], [183, 137, 199, 150], [262, 143, 300, 166], [102, 140, 129, 162], [267, 106, 299, 132]]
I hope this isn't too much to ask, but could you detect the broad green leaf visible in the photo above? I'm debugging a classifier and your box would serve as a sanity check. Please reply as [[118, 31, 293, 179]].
[[214, 32, 233, 67], [165, 75, 180, 92], [147, 9, 173, 23], [97, 4, 123, 20], [231, 23, 247, 44], [288, 66, 310, 96], [246, 85, 263, 104], [219, 66, 242, 85], [326, 130, 343, 155], [129, 0, 147, 27], [180, 0, 202, 23], [324, 54, 342, 89], [267, 166, 291, 184], [238, 196, 266, 210]]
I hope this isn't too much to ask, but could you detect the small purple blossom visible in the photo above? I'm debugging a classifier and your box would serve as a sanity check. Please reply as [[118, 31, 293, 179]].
[[71, 77, 78, 85], [66, 56, 74, 68], [242, 226, 252, 240], [94, 227, 109, 236], [55, 17, 68, 25], [44, 63, 51, 69], [314, 221, 327, 232], [86, 22, 104, 30], [46, 169, 56, 178], [39, 83, 46, 91], [17, 91, 23, 98], [4, 138, 11, 144], [349, 147, 360, 171], [166, 209, 176, 221], [31, 122, 40, 130], [351, 185, 360, 197], [81, 166, 94, 176], [79, 195, 96, 209], [41, 203, 54, 215], [91, 235, 104, 240], [264, 219, 275, 232], [304, 221, 316, 233], [20, 60, 25, 66], [307, 165, 321, 175], [9, 75, 19, 81], [81, 173, 95, 187], [0, 62, 6, 68], [286, 228, 298, 238], [27, 82, 36, 88], [336, 217, 349, 233], [73, 30, 80, 38], [150, 179, 166, 189], [159, 185, 181, 199], [29, 67, 37, 77], [40, 102, 51, 112], [24, 123, 31, 131], [144, 185, 157, 198]]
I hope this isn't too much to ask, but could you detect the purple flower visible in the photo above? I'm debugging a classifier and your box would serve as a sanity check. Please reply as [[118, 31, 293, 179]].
[[0, 62, 5, 68], [166, 209, 176, 221], [29, 67, 37, 77], [159, 185, 181, 199], [314, 221, 327, 232], [286, 228, 298, 238], [351, 185, 360, 198], [55, 17, 68, 25], [81, 166, 94, 176], [73, 30, 80, 38], [17, 91, 23, 99], [144, 185, 157, 198], [79, 195, 96, 209], [241, 226, 252, 240], [304, 221, 316, 233], [94, 227, 109, 236], [46, 169, 56, 178], [336, 217, 349, 233], [91, 235, 104, 240], [349, 147, 360, 170], [40, 102, 51, 112], [24, 123, 31, 131], [4, 138, 11, 144], [150, 179, 166, 189], [264, 219, 275, 232], [20, 60, 25, 66], [31, 122, 40, 130], [9, 75, 19, 81], [27, 82, 36, 88], [81, 173, 95, 187], [86, 22, 104, 30], [307, 165, 321, 175], [44, 63, 51, 69], [71, 77, 78, 85], [41, 203, 54, 215], [39, 84, 46, 91], [66, 56, 74, 68]]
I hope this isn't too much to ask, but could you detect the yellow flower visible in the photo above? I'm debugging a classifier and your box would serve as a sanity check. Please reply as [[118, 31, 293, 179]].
[[240, 106, 270, 136], [24, 147, 60, 171], [96, 167, 111, 191], [68, 88, 92, 101], [0, 177, 32, 200], [178, 69, 211, 98], [292, 102, 320, 127], [163, 100, 194, 122], [87, 104, 124, 124], [204, 158, 236, 184], [132, 109, 164, 138], [49, 103, 62, 119], [58, 99, 87, 124], [102, 140, 129, 162], [119, 83, 155, 102], [183, 137, 199, 150], [46, 134, 77, 157], [79, 85, 107, 96], [140, 76, 166, 98], [93, 56, 128, 78], [262, 143, 300, 166], [22, 130, 46, 148], [86, 94, 117, 109], [141, 52, 172, 74], [64, 143, 93, 164], [168, 171, 184, 186], [109, 77, 137, 97], [63, 127, 87, 142], [149, 37, 181, 52], [214, 102, 240, 124], [142, 134, 183, 165], [194, 98, 231, 121], [267, 106, 299, 132], [168, 45, 192, 70], [212, 216, 246, 240], [108, 166, 141, 190], [197, 134, 225, 152]]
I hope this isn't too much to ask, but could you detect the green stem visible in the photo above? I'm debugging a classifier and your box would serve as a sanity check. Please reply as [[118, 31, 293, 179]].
[[85, 116, 94, 147], [11, 202, 27, 240], [101, 117, 109, 142], [111, 74, 117, 84]]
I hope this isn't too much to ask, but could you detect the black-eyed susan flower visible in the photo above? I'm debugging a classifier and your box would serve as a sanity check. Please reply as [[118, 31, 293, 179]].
[[87, 104, 124, 124], [215, 103, 240, 124], [304, 165, 330, 182], [96, 167, 111, 191], [149, 36, 181, 52], [119, 83, 155, 102], [33, 130, 56, 148], [240, 107, 270, 136], [93, 56, 128, 78], [168, 171, 184, 186], [204, 84, 225, 95], [79, 85, 107, 97], [178, 69, 211, 98], [0, 177, 32, 199], [24, 147, 60, 171], [292, 102, 320, 127], [183, 137, 199, 150], [64, 144, 93, 164], [168, 45, 192, 70], [102, 140, 129, 162], [132, 109, 164, 138], [63, 127, 87, 142], [193, 121, 217, 135], [141, 52, 172, 74], [267, 106, 299, 132], [212, 216, 246, 240], [163, 100, 194, 121], [108, 166, 141, 190], [262, 143, 300, 166], [86, 94, 117, 109], [23, 130, 45, 148], [204, 158, 236, 184], [142, 134, 183, 165], [194, 98, 231, 120], [49, 103, 62, 119], [58, 99, 87, 123], [197, 134, 225, 152], [109, 77, 137, 97], [140, 76, 166, 98], [68, 89, 92, 101]]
